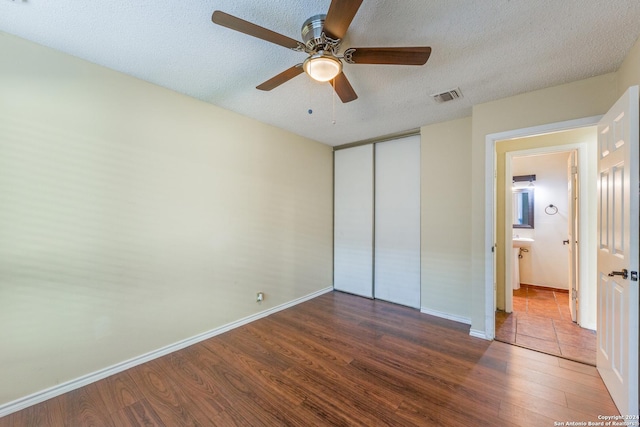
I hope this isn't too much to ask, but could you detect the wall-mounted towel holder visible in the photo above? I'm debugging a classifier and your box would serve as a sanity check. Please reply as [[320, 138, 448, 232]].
[[545, 204, 558, 215]]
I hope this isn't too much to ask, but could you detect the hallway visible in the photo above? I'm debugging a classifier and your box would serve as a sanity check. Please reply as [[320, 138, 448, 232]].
[[495, 285, 596, 366]]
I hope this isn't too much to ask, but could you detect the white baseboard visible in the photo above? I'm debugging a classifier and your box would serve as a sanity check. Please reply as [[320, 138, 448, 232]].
[[469, 329, 492, 340], [419, 308, 492, 341], [420, 307, 471, 325], [519, 282, 569, 292], [0, 286, 333, 418]]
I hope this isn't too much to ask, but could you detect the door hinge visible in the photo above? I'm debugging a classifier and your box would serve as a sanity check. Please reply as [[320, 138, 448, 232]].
[[631, 271, 638, 282], [571, 289, 577, 300]]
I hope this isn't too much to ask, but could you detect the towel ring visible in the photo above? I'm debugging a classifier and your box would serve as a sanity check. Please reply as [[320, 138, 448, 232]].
[[545, 204, 558, 215]]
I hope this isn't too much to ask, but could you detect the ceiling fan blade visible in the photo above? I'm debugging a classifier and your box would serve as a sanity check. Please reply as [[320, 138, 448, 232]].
[[332, 72, 358, 103], [323, 0, 364, 40], [345, 47, 432, 65], [256, 64, 304, 91], [212, 11, 301, 50]]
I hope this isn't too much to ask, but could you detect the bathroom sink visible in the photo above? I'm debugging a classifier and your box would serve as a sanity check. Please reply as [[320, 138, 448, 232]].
[[513, 237, 534, 248]]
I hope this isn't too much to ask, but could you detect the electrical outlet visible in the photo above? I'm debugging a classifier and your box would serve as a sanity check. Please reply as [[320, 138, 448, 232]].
[[256, 292, 264, 302]]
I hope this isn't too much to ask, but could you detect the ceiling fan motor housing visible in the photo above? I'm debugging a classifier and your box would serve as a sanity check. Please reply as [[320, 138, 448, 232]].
[[302, 14, 339, 53]]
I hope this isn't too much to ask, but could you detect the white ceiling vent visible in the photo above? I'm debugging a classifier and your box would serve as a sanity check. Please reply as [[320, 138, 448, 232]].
[[431, 87, 463, 103]]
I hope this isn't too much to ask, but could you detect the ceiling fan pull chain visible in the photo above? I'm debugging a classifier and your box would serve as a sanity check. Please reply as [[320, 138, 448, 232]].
[[332, 78, 336, 125]]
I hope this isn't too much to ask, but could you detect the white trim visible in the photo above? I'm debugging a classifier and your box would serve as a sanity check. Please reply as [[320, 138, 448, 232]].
[[420, 307, 471, 325], [484, 133, 496, 341], [470, 329, 491, 340], [0, 287, 333, 418], [504, 153, 514, 313], [484, 116, 601, 339]]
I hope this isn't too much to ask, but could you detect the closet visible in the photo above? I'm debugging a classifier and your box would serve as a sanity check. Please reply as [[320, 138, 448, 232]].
[[333, 135, 421, 308]]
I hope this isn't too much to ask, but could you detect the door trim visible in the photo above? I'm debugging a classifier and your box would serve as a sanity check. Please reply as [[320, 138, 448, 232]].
[[483, 115, 602, 340]]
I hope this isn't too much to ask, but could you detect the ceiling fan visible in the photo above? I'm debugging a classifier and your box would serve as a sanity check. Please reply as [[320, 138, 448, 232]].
[[212, 0, 431, 103]]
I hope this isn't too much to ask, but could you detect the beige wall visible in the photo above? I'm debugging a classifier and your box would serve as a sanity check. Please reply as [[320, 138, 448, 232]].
[[0, 34, 333, 406], [618, 35, 640, 96], [420, 117, 472, 322]]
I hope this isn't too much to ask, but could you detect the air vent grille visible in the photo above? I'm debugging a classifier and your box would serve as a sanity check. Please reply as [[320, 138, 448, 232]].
[[432, 87, 463, 103]]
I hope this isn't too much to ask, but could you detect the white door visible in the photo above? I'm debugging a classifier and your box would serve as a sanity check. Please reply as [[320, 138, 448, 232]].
[[567, 150, 579, 322], [596, 85, 639, 416], [334, 145, 374, 298], [374, 136, 421, 308]]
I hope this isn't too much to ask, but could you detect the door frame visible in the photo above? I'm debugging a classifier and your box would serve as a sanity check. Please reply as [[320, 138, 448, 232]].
[[484, 115, 601, 339], [503, 144, 589, 325]]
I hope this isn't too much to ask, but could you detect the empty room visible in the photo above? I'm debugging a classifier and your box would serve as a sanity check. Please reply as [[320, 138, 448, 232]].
[[1, 1, 639, 425]]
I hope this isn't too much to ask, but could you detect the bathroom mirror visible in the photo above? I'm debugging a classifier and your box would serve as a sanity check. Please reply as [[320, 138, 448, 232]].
[[513, 188, 534, 228]]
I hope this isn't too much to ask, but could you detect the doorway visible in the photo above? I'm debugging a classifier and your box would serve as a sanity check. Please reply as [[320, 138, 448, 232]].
[[496, 148, 596, 365], [489, 124, 599, 364]]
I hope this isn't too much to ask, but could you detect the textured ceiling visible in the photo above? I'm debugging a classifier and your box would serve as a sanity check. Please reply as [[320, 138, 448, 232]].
[[1, 0, 639, 146]]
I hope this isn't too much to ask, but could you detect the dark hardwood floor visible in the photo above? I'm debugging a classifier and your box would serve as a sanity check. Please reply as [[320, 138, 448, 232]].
[[1, 291, 618, 426]]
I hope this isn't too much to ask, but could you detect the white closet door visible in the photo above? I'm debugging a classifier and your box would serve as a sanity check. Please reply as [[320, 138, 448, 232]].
[[334, 145, 374, 298], [374, 136, 421, 308]]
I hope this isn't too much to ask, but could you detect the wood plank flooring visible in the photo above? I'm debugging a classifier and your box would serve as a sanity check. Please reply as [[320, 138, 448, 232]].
[[1, 291, 618, 426]]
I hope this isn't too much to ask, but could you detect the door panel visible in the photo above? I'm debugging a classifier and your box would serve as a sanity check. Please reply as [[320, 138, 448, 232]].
[[596, 85, 639, 416], [374, 136, 421, 308], [334, 145, 374, 298]]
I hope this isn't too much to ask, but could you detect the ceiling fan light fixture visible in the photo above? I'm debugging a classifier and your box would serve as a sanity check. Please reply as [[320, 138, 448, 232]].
[[303, 53, 342, 82]]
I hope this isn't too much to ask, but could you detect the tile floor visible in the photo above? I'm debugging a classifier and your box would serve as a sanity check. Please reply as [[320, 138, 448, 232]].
[[495, 284, 597, 365]]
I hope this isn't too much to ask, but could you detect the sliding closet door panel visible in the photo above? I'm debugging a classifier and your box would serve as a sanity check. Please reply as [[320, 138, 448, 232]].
[[374, 136, 421, 308], [334, 145, 374, 298]]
